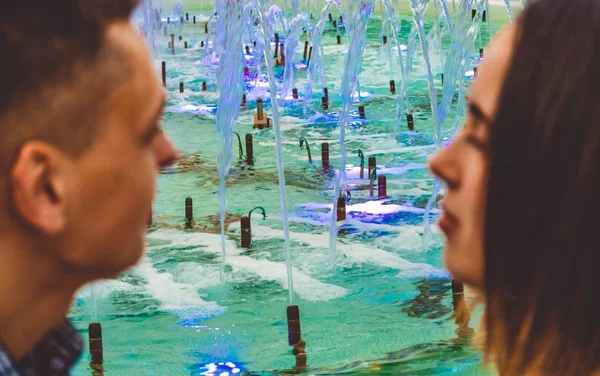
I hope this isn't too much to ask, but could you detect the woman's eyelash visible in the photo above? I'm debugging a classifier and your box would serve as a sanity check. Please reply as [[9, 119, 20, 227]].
[[465, 134, 488, 153]]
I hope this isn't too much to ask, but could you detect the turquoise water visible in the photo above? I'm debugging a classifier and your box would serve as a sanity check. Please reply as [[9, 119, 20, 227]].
[[69, 8, 505, 376]]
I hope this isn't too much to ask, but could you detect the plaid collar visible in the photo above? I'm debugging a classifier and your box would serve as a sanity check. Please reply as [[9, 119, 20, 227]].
[[0, 320, 82, 376]]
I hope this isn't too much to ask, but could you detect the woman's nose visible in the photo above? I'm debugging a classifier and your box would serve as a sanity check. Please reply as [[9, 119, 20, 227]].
[[429, 141, 460, 190]]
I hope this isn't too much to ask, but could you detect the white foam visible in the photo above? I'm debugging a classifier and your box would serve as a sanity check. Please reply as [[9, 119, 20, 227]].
[[134, 256, 226, 315], [228, 255, 348, 301], [249, 224, 443, 277], [146, 229, 348, 301]]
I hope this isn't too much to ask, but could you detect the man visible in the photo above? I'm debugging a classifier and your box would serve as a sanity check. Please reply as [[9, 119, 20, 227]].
[[0, 0, 177, 374]]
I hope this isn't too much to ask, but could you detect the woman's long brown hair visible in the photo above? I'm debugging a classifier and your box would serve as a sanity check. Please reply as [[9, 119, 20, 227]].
[[484, 0, 600, 374]]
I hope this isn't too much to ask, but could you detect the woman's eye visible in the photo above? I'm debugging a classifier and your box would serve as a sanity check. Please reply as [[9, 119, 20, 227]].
[[465, 134, 488, 153]]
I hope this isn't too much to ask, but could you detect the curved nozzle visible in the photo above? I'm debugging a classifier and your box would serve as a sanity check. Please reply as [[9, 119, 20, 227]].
[[369, 168, 376, 197], [357, 149, 364, 168], [299, 137, 312, 163], [233, 132, 244, 160], [358, 149, 364, 179], [340, 188, 351, 204], [248, 206, 267, 220]]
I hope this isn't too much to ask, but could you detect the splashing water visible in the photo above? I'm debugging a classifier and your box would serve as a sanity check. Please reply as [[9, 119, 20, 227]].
[[137, 0, 162, 54], [214, 0, 245, 282], [381, 0, 406, 85], [421, 0, 488, 248], [503, 0, 514, 21], [303, 0, 347, 115], [328, 0, 375, 264], [257, 0, 296, 305], [90, 283, 98, 322], [396, 23, 418, 131], [281, 14, 310, 100], [411, 0, 442, 146]]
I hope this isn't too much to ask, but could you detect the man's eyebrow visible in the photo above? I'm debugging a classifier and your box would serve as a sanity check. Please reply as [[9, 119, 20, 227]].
[[468, 100, 494, 127], [151, 95, 167, 125], [141, 95, 166, 141]]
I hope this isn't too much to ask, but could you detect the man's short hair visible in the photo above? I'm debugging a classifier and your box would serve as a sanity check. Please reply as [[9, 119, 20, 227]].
[[0, 0, 140, 175]]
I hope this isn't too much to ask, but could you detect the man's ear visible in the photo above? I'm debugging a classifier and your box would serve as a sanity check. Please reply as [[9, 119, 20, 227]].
[[11, 141, 68, 236]]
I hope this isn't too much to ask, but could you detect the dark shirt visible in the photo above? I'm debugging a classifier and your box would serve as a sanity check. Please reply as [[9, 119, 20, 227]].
[[0, 321, 82, 376]]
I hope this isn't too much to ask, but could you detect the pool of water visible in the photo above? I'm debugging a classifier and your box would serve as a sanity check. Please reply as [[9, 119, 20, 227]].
[[69, 4, 505, 375]]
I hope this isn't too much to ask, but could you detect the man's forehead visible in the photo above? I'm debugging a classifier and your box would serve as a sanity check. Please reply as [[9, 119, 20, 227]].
[[102, 22, 164, 132]]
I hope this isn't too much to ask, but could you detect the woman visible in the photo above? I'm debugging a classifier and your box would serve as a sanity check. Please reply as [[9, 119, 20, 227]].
[[429, 0, 600, 374]]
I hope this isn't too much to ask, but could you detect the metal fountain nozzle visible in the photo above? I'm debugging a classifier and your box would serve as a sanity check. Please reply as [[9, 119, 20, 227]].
[[233, 132, 244, 160], [299, 137, 312, 163], [369, 167, 377, 197], [357, 149, 365, 178], [249, 206, 267, 220]]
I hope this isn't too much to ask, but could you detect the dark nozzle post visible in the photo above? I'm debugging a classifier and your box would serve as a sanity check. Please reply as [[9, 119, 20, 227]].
[[184, 41, 188, 49], [274, 40, 279, 58], [321, 142, 330, 169], [179, 82, 184, 93], [482, 10, 487, 22], [441, 73, 444, 84], [407, 113, 415, 131], [471, 9, 476, 19], [202, 81, 207, 91], [390, 80, 396, 94], [275, 33, 280, 44], [257, 98, 264, 120], [323, 87, 329, 99], [368, 157, 376, 179], [89, 323, 103, 366], [333, 20, 337, 29], [246, 45, 250, 54], [358, 105, 365, 119], [241, 93, 247, 107], [328, 13, 333, 21], [303, 41, 309, 61], [193, 15, 196, 24], [200, 40, 205, 48], [205, 22, 209, 33], [287, 305, 302, 346], [378, 176, 387, 198], [186, 13, 189, 21], [336, 196, 346, 221], [171, 34, 175, 54], [337, 35, 341, 45], [340, 15, 343, 24], [161, 61, 166, 87], [179, 35, 182, 41], [479, 48, 484, 59], [241, 216, 252, 248], [452, 280, 464, 295], [321, 96, 329, 111], [383, 35, 388, 45], [308, 46, 313, 65], [292, 88, 299, 99], [185, 197, 193, 229], [245, 134, 254, 165], [167, 17, 171, 24]]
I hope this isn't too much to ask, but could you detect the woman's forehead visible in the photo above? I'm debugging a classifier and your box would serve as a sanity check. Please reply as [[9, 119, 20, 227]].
[[468, 24, 517, 121]]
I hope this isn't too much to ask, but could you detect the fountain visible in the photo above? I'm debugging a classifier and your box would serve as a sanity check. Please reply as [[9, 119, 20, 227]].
[[71, 0, 512, 374]]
